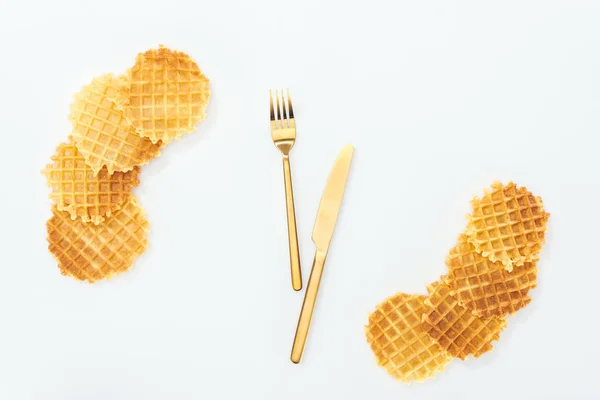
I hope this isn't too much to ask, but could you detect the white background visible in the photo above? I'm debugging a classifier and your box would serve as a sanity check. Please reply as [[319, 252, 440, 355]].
[[0, 0, 598, 399]]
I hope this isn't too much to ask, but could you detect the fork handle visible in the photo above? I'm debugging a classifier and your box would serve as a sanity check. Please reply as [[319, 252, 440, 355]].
[[282, 156, 302, 291]]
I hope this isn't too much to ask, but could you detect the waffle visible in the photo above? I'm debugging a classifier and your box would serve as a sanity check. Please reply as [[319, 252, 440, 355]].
[[421, 281, 507, 360], [445, 234, 538, 318], [116, 46, 210, 144], [465, 181, 549, 271], [43, 140, 140, 224], [69, 73, 162, 175], [69, 74, 161, 174], [366, 293, 453, 383], [46, 196, 149, 283]]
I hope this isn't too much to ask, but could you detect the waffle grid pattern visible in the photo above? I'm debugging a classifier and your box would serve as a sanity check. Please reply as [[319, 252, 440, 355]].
[[366, 182, 548, 382], [69, 74, 162, 175], [445, 235, 538, 318], [421, 282, 507, 360], [118, 46, 210, 144], [46, 197, 149, 283], [366, 293, 453, 382], [44, 46, 211, 283], [466, 181, 549, 271], [43, 141, 140, 224]]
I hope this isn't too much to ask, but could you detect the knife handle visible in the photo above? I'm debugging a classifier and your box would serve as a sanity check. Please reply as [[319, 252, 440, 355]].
[[282, 156, 302, 291], [291, 249, 327, 363]]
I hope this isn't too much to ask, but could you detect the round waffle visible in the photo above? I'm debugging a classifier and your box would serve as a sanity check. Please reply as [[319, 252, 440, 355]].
[[46, 196, 149, 283], [421, 281, 507, 360], [43, 140, 140, 224], [465, 181, 549, 271], [445, 234, 538, 318], [69, 74, 162, 175], [366, 292, 453, 383], [116, 46, 210, 144]]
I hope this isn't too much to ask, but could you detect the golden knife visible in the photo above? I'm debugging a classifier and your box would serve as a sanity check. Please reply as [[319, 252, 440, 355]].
[[290, 144, 354, 364]]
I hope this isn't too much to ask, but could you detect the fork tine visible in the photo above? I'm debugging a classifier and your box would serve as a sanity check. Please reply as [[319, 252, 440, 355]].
[[281, 90, 289, 125], [277, 90, 287, 128], [287, 89, 294, 119], [269, 90, 276, 122], [275, 89, 284, 128]]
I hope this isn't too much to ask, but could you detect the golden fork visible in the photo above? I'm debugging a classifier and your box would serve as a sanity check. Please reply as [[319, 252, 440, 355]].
[[270, 89, 302, 291]]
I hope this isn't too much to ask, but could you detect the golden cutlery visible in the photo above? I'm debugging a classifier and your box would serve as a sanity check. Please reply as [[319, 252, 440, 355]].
[[290, 144, 354, 363], [270, 89, 302, 292]]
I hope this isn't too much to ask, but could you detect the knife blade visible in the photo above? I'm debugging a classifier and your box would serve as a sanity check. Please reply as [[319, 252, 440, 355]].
[[291, 144, 354, 363], [311, 144, 354, 251]]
